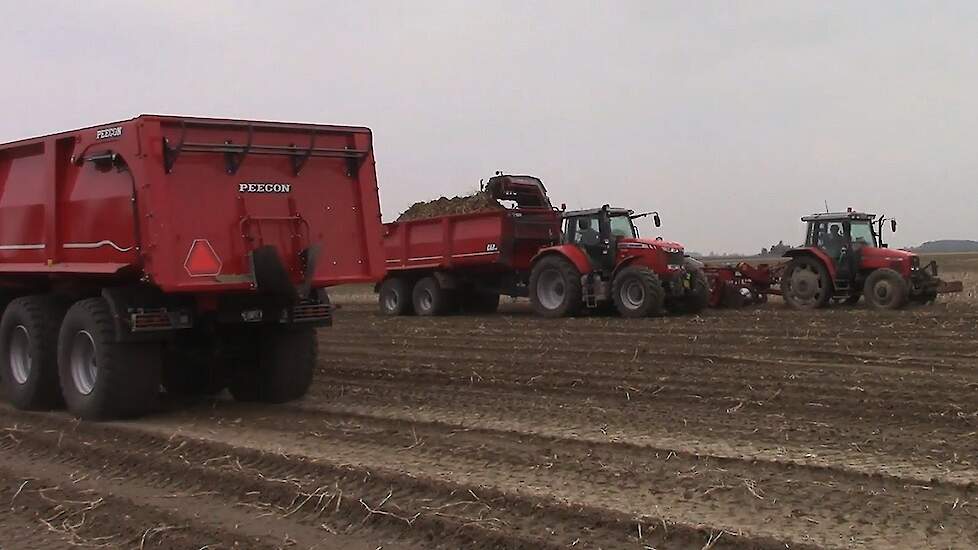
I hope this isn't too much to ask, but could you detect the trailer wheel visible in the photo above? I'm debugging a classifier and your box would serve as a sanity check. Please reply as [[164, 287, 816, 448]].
[[530, 256, 583, 318], [863, 268, 909, 310], [379, 277, 414, 316], [781, 257, 832, 309], [227, 327, 316, 403], [666, 268, 710, 315], [412, 277, 454, 316], [0, 296, 66, 410], [58, 298, 162, 420], [612, 266, 665, 318]]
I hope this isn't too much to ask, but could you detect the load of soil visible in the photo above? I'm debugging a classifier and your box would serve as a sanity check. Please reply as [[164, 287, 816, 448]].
[[396, 191, 503, 222]]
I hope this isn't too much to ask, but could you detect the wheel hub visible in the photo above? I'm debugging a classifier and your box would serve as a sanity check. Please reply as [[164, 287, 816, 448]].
[[620, 279, 646, 310], [790, 269, 819, 300], [69, 330, 98, 395], [419, 289, 434, 312], [9, 325, 31, 385], [537, 269, 566, 310]]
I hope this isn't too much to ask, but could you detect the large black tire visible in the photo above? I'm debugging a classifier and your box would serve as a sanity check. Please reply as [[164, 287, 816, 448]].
[[863, 268, 910, 310], [411, 277, 455, 316], [0, 296, 66, 410], [612, 266, 665, 318], [460, 289, 501, 314], [227, 326, 316, 403], [58, 298, 162, 420], [781, 257, 832, 310], [529, 256, 583, 318], [379, 277, 414, 316], [162, 332, 226, 396], [666, 268, 710, 315]]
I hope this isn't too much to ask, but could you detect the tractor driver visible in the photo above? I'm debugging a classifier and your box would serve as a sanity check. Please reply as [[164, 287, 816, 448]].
[[824, 224, 845, 259]]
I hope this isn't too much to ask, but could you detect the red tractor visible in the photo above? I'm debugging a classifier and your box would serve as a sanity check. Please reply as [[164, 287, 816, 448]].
[[780, 209, 962, 309], [528, 205, 709, 317]]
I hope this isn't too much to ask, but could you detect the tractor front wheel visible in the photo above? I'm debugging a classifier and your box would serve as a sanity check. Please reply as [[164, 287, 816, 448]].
[[612, 266, 665, 318], [863, 268, 909, 310], [529, 256, 582, 318], [782, 257, 832, 310]]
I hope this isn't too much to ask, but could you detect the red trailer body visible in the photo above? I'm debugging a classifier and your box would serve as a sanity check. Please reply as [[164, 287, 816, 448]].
[[0, 115, 385, 419], [383, 208, 559, 275], [377, 176, 560, 315]]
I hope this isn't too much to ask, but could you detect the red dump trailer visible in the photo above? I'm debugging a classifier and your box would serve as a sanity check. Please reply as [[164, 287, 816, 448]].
[[379, 175, 561, 314], [0, 115, 385, 419]]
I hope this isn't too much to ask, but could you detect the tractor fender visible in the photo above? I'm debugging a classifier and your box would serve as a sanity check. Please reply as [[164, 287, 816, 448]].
[[783, 248, 837, 280], [530, 245, 592, 275], [611, 255, 645, 279]]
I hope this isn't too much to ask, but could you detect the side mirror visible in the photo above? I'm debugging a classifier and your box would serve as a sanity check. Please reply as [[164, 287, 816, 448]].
[[560, 203, 567, 212], [653, 213, 661, 227], [891, 219, 897, 232]]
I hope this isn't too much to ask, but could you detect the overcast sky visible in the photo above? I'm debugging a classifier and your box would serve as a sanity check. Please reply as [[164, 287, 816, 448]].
[[2, 1, 976, 253]]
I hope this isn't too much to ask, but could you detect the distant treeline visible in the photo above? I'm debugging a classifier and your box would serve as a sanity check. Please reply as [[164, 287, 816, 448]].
[[913, 240, 978, 253]]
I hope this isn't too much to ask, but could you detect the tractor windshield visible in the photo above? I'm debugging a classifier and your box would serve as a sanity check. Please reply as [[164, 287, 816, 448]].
[[609, 215, 637, 238], [849, 221, 877, 247]]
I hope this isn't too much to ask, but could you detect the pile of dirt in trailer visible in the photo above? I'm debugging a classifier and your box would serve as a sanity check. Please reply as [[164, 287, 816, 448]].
[[396, 191, 503, 221]]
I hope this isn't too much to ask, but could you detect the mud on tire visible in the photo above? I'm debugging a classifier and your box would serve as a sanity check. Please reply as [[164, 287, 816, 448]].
[[529, 256, 582, 318], [863, 268, 910, 310], [379, 277, 414, 316], [0, 296, 66, 410], [781, 256, 832, 310], [612, 266, 665, 318], [412, 276, 455, 316], [58, 298, 162, 420], [226, 326, 317, 403]]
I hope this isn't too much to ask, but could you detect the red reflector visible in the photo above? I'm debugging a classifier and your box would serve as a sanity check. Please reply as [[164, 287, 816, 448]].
[[184, 239, 222, 277]]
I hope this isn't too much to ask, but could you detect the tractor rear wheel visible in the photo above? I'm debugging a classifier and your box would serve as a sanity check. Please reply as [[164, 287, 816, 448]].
[[612, 266, 665, 318], [529, 256, 582, 318], [782, 257, 832, 309], [379, 277, 414, 316], [412, 276, 454, 316], [863, 268, 909, 310], [666, 268, 710, 315]]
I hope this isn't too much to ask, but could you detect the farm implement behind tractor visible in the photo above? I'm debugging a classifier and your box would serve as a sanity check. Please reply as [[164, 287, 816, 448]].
[[704, 208, 963, 310]]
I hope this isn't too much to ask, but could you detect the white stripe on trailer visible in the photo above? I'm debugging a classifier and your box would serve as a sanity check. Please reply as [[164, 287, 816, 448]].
[[451, 251, 500, 258], [0, 244, 44, 250], [63, 240, 134, 252]]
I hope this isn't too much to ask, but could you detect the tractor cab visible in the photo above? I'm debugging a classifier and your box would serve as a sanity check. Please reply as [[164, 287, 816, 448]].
[[561, 207, 660, 270], [799, 210, 897, 281]]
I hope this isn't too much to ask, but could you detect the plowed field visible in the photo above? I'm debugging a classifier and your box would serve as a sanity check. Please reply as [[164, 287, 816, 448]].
[[2, 300, 977, 549]]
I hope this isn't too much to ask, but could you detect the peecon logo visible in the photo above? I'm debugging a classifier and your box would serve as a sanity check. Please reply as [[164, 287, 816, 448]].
[[95, 126, 122, 139], [238, 182, 292, 193]]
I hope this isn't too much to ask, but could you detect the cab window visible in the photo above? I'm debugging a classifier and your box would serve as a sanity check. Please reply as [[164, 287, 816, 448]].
[[609, 215, 636, 238]]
